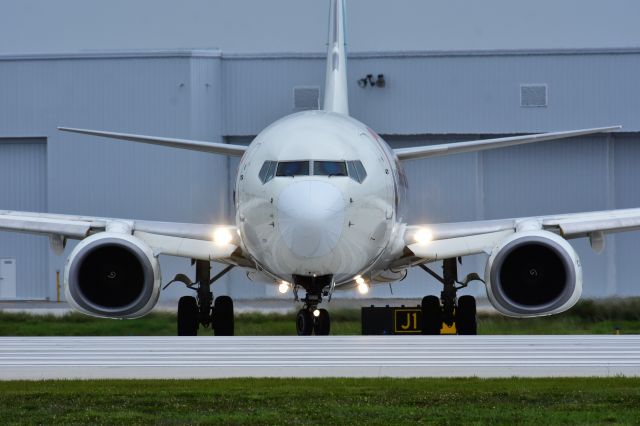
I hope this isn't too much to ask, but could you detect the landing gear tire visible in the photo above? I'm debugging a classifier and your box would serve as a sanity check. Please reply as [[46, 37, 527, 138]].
[[296, 309, 314, 336], [213, 295, 234, 336], [456, 295, 477, 335], [421, 295, 442, 335], [313, 309, 331, 335], [177, 296, 199, 336]]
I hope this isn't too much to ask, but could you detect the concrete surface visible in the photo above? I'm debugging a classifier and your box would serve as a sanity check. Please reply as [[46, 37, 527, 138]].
[[0, 335, 638, 379], [0, 298, 498, 316]]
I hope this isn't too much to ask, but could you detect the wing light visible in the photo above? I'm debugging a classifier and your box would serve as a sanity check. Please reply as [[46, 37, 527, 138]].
[[414, 228, 433, 245], [354, 276, 370, 294], [213, 228, 233, 245], [278, 281, 290, 294]]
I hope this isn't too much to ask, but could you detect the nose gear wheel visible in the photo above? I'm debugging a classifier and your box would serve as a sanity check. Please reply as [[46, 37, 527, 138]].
[[296, 309, 314, 335], [313, 309, 331, 335]]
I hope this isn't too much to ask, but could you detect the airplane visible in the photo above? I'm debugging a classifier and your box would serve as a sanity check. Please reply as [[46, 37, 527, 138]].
[[2, 0, 638, 336]]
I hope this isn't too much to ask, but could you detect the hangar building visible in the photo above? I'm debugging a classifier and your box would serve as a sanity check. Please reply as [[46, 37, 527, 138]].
[[0, 1, 639, 301]]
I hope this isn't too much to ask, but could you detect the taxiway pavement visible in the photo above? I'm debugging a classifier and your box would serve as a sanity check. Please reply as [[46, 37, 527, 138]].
[[0, 299, 499, 315], [0, 335, 638, 380]]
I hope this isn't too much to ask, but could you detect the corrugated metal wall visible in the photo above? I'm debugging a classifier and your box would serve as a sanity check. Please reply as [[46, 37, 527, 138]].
[[0, 48, 639, 300], [0, 139, 47, 299], [376, 134, 626, 299], [223, 50, 640, 135], [0, 51, 234, 301]]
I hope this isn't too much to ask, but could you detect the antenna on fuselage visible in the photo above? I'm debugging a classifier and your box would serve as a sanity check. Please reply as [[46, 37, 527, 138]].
[[323, 0, 349, 116]]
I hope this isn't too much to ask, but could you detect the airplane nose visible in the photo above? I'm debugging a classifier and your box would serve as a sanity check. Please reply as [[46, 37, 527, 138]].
[[277, 181, 346, 258]]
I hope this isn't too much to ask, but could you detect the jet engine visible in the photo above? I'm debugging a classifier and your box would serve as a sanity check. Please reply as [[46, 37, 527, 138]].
[[64, 232, 161, 318], [485, 230, 582, 317]]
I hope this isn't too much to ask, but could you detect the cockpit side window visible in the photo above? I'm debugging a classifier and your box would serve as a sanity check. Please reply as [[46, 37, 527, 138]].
[[314, 161, 348, 177], [276, 161, 310, 177], [259, 160, 277, 184], [347, 160, 367, 183]]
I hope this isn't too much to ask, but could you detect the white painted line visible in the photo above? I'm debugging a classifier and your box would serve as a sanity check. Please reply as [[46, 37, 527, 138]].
[[0, 336, 639, 379]]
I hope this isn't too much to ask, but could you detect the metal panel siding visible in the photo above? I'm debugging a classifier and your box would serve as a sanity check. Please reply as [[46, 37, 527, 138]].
[[1, 49, 640, 300], [0, 139, 47, 299], [0, 53, 232, 301], [223, 58, 325, 135], [378, 134, 621, 298], [223, 52, 640, 136], [40, 56, 229, 303], [482, 135, 610, 298], [613, 134, 640, 296], [355, 53, 640, 134]]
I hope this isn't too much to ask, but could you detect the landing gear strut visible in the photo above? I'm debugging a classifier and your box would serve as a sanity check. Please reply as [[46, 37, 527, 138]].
[[169, 260, 235, 336], [293, 274, 332, 336], [419, 259, 478, 335]]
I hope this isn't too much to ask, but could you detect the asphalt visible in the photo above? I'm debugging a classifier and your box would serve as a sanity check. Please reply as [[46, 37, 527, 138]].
[[0, 298, 497, 315], [0, 335, 638, 379]]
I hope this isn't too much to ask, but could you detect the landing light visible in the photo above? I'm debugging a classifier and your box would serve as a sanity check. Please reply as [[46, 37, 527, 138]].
[[313, 309, 321, 317], [355, 276, 365, 285], [278, 281, 290, 294], [357, 282, 369, 295], [414, 228, 433, 245], [213, 228, 233, 245]]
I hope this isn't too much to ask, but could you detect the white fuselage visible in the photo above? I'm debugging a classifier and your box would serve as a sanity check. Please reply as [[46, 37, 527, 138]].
[[235, 111, 408, 287]]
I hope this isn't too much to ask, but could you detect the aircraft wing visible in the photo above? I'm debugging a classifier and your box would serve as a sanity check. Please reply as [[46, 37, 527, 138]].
[[400, 207, 640, 265], [0, 210, 250, 265], [394, 126, 621, 161], [58, 127, 248, 157]]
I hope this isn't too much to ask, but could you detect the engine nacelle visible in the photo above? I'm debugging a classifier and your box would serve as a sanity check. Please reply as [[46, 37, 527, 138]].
[[485, 230, 582, 317], [64, 232, 161, 318]]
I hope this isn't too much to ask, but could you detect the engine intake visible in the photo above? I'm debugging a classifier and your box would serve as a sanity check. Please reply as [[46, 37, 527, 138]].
[[485, 230, 582, 317], [64, 233, 161, 318]]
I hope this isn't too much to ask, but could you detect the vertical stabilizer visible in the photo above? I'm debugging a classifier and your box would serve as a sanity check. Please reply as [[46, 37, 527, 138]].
[[323, 0, 349, 115]]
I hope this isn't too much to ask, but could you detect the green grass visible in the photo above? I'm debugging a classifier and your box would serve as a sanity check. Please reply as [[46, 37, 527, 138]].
[[0, 378, 639, 424], [1, 298, 640, 336], [0, 309, 361, 336]]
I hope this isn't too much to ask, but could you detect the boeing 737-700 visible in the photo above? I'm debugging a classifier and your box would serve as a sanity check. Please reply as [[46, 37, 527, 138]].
[[2, 0, 638, 336]]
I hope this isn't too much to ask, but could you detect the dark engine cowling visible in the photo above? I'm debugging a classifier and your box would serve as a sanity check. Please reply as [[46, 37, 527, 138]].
[[64, 233, 161, 318], [485, 230, 582, 317]]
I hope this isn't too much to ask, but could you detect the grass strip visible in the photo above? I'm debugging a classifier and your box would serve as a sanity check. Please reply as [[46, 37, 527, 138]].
[[0, 378, 639, 425]]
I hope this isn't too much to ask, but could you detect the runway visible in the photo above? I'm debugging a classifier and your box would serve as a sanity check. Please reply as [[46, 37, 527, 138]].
[[1, 335, 639, 380]]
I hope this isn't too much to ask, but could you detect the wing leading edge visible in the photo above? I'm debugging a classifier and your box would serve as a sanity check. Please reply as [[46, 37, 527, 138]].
[[58, 127, 247, 157], [394, 126, 621, 161]]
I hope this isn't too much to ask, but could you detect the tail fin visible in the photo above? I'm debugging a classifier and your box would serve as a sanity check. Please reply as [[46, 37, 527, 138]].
[[323, 0, 349, 115]]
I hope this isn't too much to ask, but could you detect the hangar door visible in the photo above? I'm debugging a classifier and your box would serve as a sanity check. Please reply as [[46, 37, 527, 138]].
[[0, 138, 47, 300]]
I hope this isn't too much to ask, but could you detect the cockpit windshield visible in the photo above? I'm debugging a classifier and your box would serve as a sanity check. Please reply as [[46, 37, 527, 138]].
[[259, 159, 367, 184], [276, 161, 310, 177], [314, 161, 348, 177]]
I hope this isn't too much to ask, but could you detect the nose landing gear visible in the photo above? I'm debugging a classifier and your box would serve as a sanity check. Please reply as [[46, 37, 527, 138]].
[[419, 258, 480, 335], [295, 306, 331, 335], [293, 274, 333, 336]]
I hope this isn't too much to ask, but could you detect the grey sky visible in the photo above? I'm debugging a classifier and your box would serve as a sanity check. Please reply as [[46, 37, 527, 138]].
[[0, 0, 639, 54]]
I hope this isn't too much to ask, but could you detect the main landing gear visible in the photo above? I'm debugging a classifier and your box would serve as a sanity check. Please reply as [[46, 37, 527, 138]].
[[293, 274, 333, 336], [166, 260, 235, 336], [419, 258, 480, 335]]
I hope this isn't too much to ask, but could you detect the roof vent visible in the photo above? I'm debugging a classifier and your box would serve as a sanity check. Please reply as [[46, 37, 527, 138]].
[[520, 84, 548, 107], [293, 86, 320, 111]]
